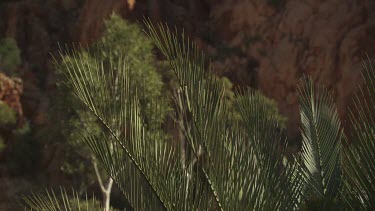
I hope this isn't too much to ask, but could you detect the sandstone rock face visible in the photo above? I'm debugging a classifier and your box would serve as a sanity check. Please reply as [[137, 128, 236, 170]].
[[138, 0, 375, 139], [74, 0, 128, 44], [1, 0, 374, 139], [207, 0, 375, 139], [0, 72, 23, 120]]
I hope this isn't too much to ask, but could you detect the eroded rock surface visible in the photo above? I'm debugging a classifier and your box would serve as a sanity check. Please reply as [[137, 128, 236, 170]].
[[207, 0, 375, 138], [1, 0, 374, 139], [0, 72, 23, 120]]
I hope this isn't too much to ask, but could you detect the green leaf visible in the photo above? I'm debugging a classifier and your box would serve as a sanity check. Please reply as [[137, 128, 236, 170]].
[[342, 56, 375, 210], [55, 44, 214, 210], [236, 89, 304, 210], [22, 188, 102, 211], [298, 77, 342, 202], [144, 20, 303, 210]]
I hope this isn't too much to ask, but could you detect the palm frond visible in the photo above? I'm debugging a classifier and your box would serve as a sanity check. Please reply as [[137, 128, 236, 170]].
[[298, 77, 343, 202], [342, 56, 375, 209], [55, 46, 212, 210], [236, 89, 304, 210], [144, 20, 233, 210], [22, 188, 101, 211], [144, 21, 304, 210], [22, 21, 374, 211]]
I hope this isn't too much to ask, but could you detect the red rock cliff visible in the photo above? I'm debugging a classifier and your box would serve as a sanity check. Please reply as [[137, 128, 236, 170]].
[[208, 0, 375, 138], [1, 0, 374, 139]]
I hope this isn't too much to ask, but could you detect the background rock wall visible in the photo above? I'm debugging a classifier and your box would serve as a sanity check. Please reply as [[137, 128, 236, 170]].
[[1, 0, 374, 139], [208, 0, 375, 138]]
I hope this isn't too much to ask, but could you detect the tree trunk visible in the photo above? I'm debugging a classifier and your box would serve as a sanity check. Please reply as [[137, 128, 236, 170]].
[[103, 178, 114, 211], [93, 159, 114, 211]]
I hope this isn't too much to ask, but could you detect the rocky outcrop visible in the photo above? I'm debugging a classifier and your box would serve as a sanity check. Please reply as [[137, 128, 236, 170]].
[[74, 0, 128, 44], [0, 72, 23, 121], [1, 0, 374, 140], [0, 72, 23, 162], [207, 0, 375, 139]]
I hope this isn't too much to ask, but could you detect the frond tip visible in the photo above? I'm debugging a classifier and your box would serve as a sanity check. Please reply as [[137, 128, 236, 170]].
[[22, 188, 102, 211]]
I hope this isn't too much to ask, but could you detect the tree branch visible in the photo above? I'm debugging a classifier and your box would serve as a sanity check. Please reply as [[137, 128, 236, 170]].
[[93, 157, 107, 193]]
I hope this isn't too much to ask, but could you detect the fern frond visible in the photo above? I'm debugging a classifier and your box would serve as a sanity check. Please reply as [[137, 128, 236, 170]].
[[145, 21, 303, 210], [298, 77, 342, 204], [144, 20, 232, 210], [56, 46, 213, 210], [342, 56, 375, 209], [236, 89, 304, 210], [22, 188, 102, 211]]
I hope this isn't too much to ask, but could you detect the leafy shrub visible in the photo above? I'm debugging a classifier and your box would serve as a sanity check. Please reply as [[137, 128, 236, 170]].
[[43, 14, 170, 210], [51, 12, 168, 171], [95, 13, 169, 126], [0, 101, 37, 175], [219, 76, 287, 128], [5, 121, 40, 175], [0, 37, 21, 74], [0, 101, 17, 126]]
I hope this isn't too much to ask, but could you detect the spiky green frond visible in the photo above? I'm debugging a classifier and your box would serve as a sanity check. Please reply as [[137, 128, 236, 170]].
[[144, 21, 235, 210], [236, 90, 304, 210], [342, 57, 375, 210], [144, 21, 302, 210], [54, 46, 213, 210], [56, 47, 164, 210], [22, 188, 103, 211], [298, 77, 342, 203]]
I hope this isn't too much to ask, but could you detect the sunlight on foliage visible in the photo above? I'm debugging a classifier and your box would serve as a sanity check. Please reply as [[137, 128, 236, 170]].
[[298, 77, 343, 209]]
